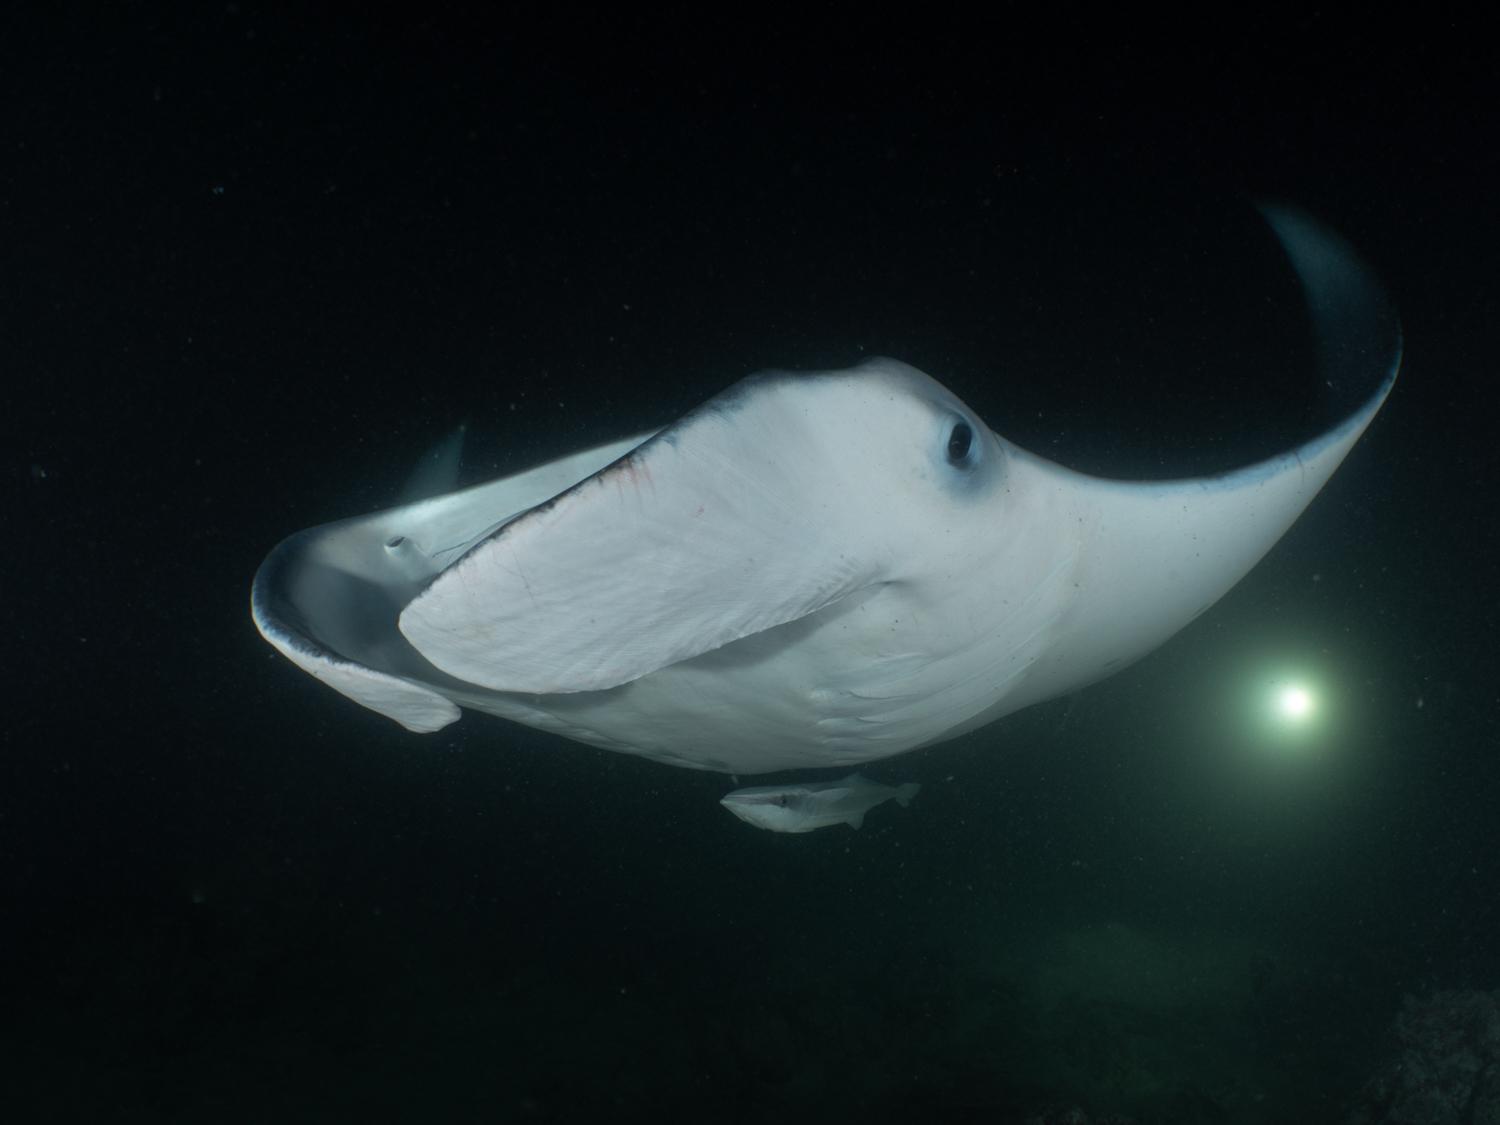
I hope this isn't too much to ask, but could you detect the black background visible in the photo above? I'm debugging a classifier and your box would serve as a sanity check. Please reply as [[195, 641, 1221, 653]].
[[3, 9, 1495, 1123]]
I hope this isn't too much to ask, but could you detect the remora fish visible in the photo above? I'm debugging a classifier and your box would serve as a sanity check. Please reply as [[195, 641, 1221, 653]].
[[720, 774, 921, 833]]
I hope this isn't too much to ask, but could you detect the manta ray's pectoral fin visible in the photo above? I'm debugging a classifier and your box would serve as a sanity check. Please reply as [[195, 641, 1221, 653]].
[[977, 203, 1401, 716]]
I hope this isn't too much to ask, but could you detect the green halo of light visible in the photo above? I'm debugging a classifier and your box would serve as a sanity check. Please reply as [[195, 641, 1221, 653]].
[[1245, 666, 1332, 754], [1275, 683, 1315, 722]]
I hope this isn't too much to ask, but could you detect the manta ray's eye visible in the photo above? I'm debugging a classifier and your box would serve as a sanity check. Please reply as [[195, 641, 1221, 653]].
[[946, 421, 974, 466]]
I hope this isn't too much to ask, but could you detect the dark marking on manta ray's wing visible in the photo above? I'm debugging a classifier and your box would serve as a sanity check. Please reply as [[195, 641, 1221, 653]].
[[599, 451, 656, 497], [406, 365, 843, 593], [418, 444, 647, 589]]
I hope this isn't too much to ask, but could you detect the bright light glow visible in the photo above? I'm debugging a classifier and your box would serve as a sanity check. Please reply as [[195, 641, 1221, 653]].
[[1217, 651, 1342, 774], [1250, 671, 1329, 752], [1276, 684, 1315, 721]]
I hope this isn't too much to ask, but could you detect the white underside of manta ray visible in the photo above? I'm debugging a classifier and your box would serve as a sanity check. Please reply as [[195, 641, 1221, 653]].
[[251, 206, 1400, 775]]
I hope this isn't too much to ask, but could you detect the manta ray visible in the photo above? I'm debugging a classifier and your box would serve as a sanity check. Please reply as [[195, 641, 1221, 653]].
[[251, 206, 1399, 775]]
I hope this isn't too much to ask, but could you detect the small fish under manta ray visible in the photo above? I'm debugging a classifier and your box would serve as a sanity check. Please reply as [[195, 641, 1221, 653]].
[[251, 206, 1401, 812], [722, 775, 921, 833]]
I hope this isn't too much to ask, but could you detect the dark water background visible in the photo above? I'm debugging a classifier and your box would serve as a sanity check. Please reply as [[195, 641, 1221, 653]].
[[4, 11, 1495, 1123]]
